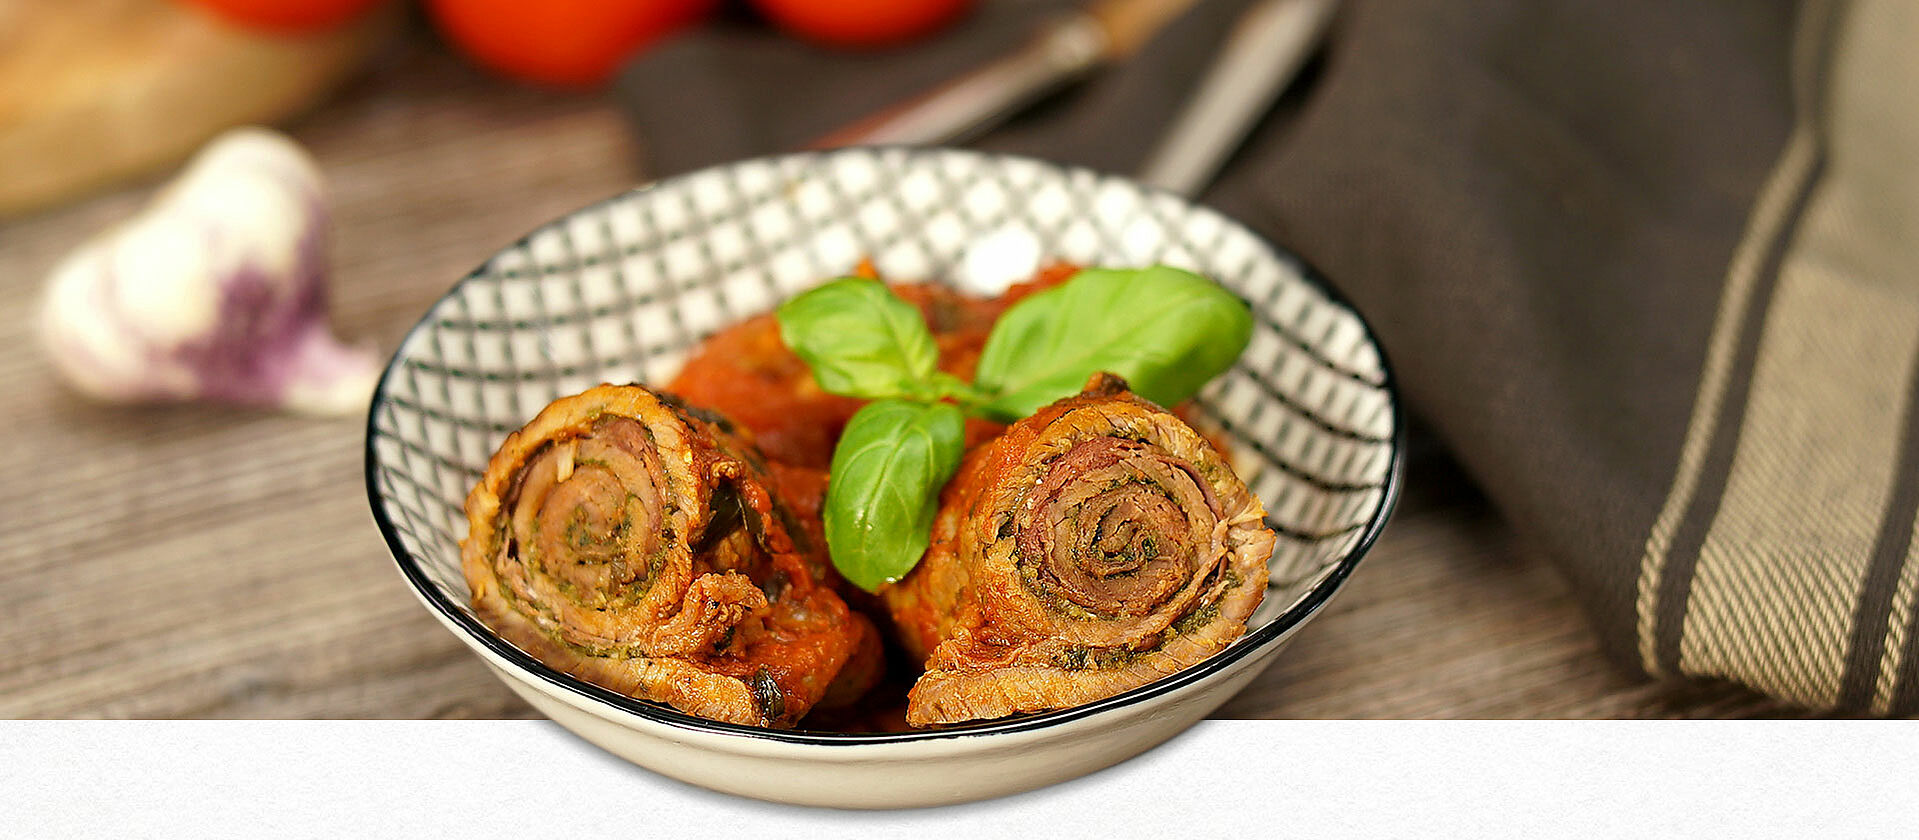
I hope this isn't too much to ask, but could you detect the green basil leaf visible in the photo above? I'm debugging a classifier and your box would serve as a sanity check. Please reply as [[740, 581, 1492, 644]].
[[823, 399, 966, 593], [776, 277, 946, 401], [972, 265, 1253, 420]]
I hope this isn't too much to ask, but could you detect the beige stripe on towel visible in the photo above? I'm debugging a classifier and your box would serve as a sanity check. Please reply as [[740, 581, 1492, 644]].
[[1633, 1, 1831, 675], [1835, 0, 1919, 716], [1677, 0, 1919, 708], [1880, 520, 1919, 713]]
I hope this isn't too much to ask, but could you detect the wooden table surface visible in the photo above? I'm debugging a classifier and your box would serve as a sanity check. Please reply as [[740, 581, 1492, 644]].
[[0, 42, 1809, 720]]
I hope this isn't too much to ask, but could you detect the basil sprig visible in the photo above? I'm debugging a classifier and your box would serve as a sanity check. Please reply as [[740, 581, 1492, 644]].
[[972, 266, 1254, 421], [822, 400, 966, 592], [775, 266, 1251, 592], [777, 277, 976, 403]]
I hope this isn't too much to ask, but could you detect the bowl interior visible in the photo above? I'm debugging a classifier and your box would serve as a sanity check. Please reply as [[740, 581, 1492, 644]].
[[366, 147, 1400, 738]]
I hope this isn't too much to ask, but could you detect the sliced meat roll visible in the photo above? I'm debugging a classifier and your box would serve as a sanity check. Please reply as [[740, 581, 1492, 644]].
[[461, 384, 879, 727], [886, 374, 1274, 726]]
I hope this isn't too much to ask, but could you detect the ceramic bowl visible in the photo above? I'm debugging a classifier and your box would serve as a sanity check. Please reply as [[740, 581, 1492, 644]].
[[365, 146, 1402, 809]]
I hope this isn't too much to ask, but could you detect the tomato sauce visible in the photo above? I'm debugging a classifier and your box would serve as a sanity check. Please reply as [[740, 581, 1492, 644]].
[[667, 263, 1077, 471]]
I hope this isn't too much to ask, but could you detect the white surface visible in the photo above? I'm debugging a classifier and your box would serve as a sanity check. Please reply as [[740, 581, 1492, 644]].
[[6, 720, 1914, 837]]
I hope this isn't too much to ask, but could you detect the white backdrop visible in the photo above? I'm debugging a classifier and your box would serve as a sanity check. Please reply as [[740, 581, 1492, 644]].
[[7, 720, 1914, 837]]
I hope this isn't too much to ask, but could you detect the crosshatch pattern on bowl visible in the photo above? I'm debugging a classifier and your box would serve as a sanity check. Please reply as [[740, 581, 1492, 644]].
[[368, 147, 1397, 694]]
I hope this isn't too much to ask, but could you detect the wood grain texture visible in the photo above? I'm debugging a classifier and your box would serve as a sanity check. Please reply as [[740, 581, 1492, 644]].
[[0, 41, 1814, 720]]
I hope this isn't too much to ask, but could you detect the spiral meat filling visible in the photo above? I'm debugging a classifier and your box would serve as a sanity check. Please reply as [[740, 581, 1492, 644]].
[[885, 374, 1275, 726], [462, 384, 879, 727]]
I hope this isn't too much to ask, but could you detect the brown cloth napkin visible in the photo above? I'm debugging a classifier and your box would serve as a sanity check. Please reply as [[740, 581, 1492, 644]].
[[619, 0, 1919, 716]]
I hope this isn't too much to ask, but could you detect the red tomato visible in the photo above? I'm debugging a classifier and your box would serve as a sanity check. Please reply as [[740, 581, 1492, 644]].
[[178, 0, 386, 32], [751, 0, 975, 49], [426, 0, 719, 87]]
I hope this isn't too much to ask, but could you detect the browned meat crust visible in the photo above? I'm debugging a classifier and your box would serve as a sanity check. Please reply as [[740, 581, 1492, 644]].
[[884, 374, 1275, 726], [461, 384, 879, 727]]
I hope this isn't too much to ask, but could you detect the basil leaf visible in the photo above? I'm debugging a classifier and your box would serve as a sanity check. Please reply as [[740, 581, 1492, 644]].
[[823, 399, 966, 593], [972, 266, 1253, 420], [776, 278, 948, 401]]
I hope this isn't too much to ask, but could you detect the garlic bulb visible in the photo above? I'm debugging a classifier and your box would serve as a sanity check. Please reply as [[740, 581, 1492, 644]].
[[39, 127, 377, 416]]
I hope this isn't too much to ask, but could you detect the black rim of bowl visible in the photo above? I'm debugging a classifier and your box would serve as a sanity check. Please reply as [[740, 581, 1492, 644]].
[[364, 146, 1406, 745]]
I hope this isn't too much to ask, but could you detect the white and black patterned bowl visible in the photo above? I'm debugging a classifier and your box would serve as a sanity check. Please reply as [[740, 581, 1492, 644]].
[[365, 147, 1401, 808]]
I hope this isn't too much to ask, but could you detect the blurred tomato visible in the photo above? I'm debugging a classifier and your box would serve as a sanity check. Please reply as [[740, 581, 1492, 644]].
[[179, 0, 386, 32], [752, 0, 974, 48], [427, 0, 719, 87]]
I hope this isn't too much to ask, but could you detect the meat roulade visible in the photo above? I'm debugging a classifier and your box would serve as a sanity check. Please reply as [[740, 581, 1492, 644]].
[[461, 384, 879, 727], [885, 374, 1275, 726]]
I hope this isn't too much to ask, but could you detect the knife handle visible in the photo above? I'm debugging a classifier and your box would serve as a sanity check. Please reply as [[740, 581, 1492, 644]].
[[808, 14, 1108, 149]]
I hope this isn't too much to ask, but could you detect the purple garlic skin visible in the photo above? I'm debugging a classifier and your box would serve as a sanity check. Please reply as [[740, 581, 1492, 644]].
[[39, 127, 378, 416]]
